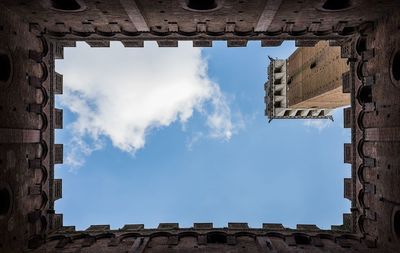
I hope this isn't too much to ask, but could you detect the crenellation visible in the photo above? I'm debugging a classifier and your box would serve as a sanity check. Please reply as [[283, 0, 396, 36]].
[[344, 178, 353, 201], [86, 225, 111, 231], [193, 40, 212, 47], [156, 40, 178, 47], [54, 108, 63, 129], [344, 143, 352, 164], [193, 223, 213, 230], [85, 40, 111, 47], [227, 40, 248, 47], [54, 72, 63, 95], [295, 40, 318, 47], [227, 222, 249, 229], [158, 223, 179, 230], [57, 226, 76, 233], [332, 213, 354, 232], [342, 71, 351, 93], [121, 224, 144, 231], [54, 144, 63, 164], [52, 213, 63, 230], [261, 39, 283, 47], [296, 224, 320, 231], [121, 40, 144, 47], [23, 226, 378, 252], [53, 178, 62, 201], [263, 223, 285, 231], [344, 107, 352, 128]]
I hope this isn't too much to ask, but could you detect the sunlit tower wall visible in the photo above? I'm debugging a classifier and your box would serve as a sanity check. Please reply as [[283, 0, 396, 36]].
[[286, 41, 350, 109], [265, 58, 334, 121]]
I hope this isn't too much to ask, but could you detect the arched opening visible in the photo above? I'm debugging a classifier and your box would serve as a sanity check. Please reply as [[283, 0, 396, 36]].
[[51, 0, 81, 11], [207, 232, 227, 243], [358, 86, 372, 104], [186, 0, 217, 11], [0, 187, 11, 216], [322, 0, 351, 10], [0, 53, 11, 82], [394, 210, 400, 239], [293, 234, 311, 245], [391, 51, 400, 82], [356, 37, 367, 55], [310, 61, 317, 69]]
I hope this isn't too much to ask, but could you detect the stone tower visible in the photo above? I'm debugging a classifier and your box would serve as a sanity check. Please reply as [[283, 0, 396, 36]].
[[265, 41, 350, 121]]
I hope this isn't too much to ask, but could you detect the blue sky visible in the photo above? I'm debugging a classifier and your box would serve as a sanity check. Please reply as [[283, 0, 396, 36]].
[[55, 41, 351, 230]]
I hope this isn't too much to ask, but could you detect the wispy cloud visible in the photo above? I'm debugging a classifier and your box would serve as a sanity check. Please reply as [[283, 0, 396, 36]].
[[302, 108, 345, 132], [303, 119, 332, 132], [56, 41, 241, 170]]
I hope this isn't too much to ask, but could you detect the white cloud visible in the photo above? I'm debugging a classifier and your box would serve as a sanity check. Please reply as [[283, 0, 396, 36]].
[[303, 119, 332, 132], [186, 132, 204, 151], [56, 41, 239, 169], [303, 106, 349, 132]]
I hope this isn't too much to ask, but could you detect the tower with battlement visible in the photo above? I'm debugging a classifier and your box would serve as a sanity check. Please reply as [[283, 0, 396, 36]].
[[0, 0, 400, 252], [265, 41, 350, 121]]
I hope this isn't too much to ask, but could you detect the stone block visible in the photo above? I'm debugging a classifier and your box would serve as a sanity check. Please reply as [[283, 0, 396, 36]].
[[158, 223, 179, 229], [344, 143, 352, 164], [157, 40, 178, 47], [54, 72, 63, 94], [344, 178, 352, 200], [54, 179, 62, 200], [193, 40, 212, 47], [261, 40, 283, 47], [54, 108, 63, 129], [54, 144, 63, 164], [194, 223, 213, 229]]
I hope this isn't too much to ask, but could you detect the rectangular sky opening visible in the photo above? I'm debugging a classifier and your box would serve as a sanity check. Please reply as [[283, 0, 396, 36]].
[[54, 41, 351, 231]]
